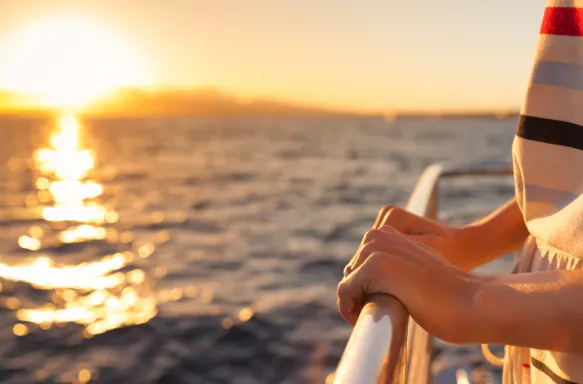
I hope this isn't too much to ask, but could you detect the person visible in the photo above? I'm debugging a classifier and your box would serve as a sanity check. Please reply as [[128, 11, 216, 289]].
[[337, 1, 583, 383]]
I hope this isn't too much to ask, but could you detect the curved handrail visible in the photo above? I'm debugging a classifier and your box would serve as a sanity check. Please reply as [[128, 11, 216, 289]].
[[333, 161, 513, 384]]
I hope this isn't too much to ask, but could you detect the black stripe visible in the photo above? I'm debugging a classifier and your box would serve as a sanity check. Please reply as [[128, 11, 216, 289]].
[[517, 115, 583, 151], [531, 357, 579, 384]]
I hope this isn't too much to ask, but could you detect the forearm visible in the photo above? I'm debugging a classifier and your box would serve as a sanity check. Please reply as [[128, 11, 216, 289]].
[[458, 198, 529, 270], [469, 270, 583, 353]]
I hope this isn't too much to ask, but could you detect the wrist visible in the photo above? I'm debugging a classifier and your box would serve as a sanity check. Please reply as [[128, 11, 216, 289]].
[[460, 199, 529, 266], [443, 272, 491, 344], [465, 275, 502, 344], [446, 224, 489, 270]]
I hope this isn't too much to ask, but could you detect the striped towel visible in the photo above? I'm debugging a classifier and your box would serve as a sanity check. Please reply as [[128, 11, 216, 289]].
[[514, 0, 583, 262], [508, 1, 583, 383]]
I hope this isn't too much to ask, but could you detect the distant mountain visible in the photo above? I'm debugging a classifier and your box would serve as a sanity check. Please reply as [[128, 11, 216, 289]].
[[0, 91, 55, 117], [86, 87, 366, 117], [0, 87, 520, 118], [0, 87, 367, 117], [394, 111, 521, 120]]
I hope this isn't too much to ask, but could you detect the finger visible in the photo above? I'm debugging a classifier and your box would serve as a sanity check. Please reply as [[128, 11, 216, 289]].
[[407, 233, 439, 252], [376, 225, 439, 252], [349, 227, 443, 274], [337, 268, 366, 326], [380, 206, 441, 235], [351, 240, 388, 271], [345, 228, 395, 276], [373, 205, 396, 230], [349, 229, 408, 273], [379, 206, 417, 233], [344, 206, 397, 277], [338, 253, 391, 326]]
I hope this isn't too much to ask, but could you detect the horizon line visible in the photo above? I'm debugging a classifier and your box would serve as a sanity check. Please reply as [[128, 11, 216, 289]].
[[0, 85, 522, 117]]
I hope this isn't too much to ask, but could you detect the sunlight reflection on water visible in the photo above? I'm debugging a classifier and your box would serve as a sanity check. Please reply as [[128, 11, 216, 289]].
[[5, 113, 159, 337]]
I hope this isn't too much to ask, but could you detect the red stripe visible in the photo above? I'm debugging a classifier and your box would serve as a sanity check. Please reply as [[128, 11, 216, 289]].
[[540, 7, 583, 36], [523, 363, 531, 368]]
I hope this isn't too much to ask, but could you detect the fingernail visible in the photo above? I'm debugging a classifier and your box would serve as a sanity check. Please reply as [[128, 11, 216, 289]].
[[346, 301, 354, 312]]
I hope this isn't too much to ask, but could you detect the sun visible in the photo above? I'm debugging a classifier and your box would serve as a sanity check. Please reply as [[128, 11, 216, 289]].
[[0, 17, 149, 109]]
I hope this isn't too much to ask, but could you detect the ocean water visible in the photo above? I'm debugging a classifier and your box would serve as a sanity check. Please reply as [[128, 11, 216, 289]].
[[0, 114, 518, 384]]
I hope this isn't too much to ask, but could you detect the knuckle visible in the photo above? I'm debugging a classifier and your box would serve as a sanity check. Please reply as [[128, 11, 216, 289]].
[[363, 228, 383, 242], [368, 251, 386, 264], [343, 265, 352, 276], [385, 206, 405, 219], [336, 281, 347, 298], [379, 224, 397, 234], [380, 204, 396, 212], [366, 252, 392, 271], [360, 240, 381, 256], [336, 300, 344, 317]]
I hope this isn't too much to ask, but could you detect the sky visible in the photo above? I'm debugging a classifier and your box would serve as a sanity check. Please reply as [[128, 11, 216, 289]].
[[0, 0, 548, 113]]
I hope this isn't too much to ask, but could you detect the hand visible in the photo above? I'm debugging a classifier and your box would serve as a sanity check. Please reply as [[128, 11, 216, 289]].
[[337, 226, 482, 344], [344, 205, 479, 275]]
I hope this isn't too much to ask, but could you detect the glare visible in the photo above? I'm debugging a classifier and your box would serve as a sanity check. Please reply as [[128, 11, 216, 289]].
[[0, 254, 129, 290], [18, 236, 41, 251], [35, 115, 94, 181], [32, 114, 111, 224], [6, 250, 158, 335], [50, 180, 103, 202], [0, 17, 149, 108], [43, 203, 107, 223], [169, 288, 183, 301], [105, 211, 119, 224], [79, 369, 92, 383], [9, 114, 159, 336], [13, 323, 29, 337], [59, 225, 107, 244], [16, 290, 157, 336], [239, 307, 254, 322], [127, 270, 146, 285], [138, 243, 155, 258], [28, 226, 44, 238], [36, 177, 49, 190]]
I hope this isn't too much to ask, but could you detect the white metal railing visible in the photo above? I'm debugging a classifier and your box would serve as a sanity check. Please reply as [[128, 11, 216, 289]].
[[333, 161, 513, 384]]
